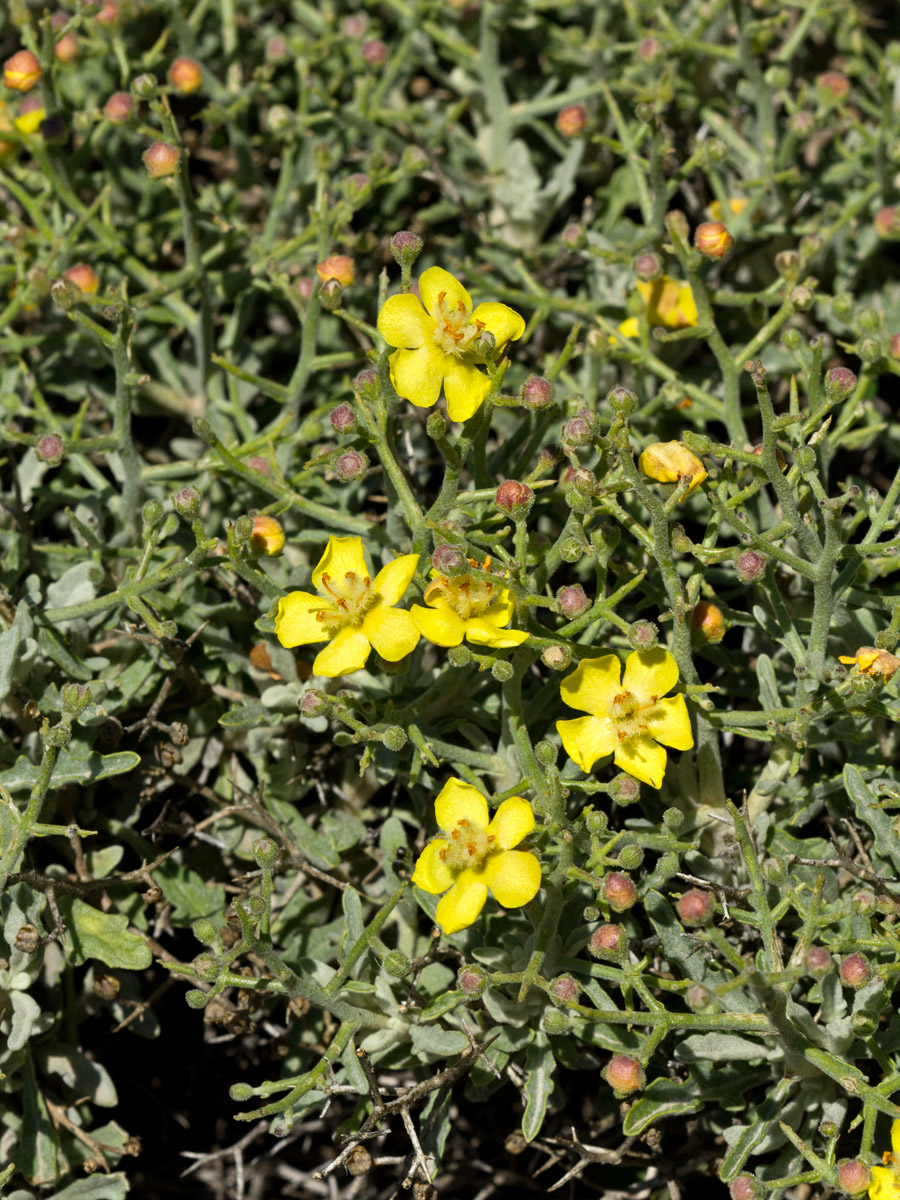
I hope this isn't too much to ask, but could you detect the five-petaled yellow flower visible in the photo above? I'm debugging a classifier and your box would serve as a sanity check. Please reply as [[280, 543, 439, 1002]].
[[275, 536, 419, 677], [556, 648, 693, 789], [839, 646, 900, 683], [411, 558, 529, 650], [617, 276, 698, 340], [412, 779, 541, 934], [870, 1119, 900, 1200], [377, 266, 526, 423]]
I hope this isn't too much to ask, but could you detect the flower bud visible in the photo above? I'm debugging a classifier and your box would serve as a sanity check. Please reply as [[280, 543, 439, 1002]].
[[557, 584, 590, 618], [663, 807, 683, 832], [535, 739, 557, 767], [604, 1055, 645, 1095], [839, 952, 871, 988], [173, 486, 202, 518], [54, 32, 79, 65], [520, 375, 553, 410], [343, 173, 372, 205], [426, 409, 446, 439], [142, 498, 164, 529], [589, 923, 629, 962], [628, 620, 658, 652], [471, 329, 496, 358], [677, 889, 713, 927], [105, 91, 134, 124], [694, 221, 733, 259], [735, 549, 766, 584], [665, 209, 690, 243], [252, 837, 279, 869], [249, 515, 285, 557], [35, 433, 66, 466], [362, 39, 388, 65], [390, 229, 423, 268], [330, 403, 357, 434], [447, 644, 472, 668], [382, 949, 409, 977], [851, 1009, 879, 1037], [541, 644, 572, 672], [817, 71, 850, 102], [857, 336, 883, 364], [639, 441, 707, 493], [851, 889, 877, 915], [559, 538, 583, 562], [168, 56, 204, 94], [729, 1174, 762, 1200], [836, 1160, 871, 1197], [549, 974, 580, 1004], [4, 50, 42, 92], [691, 601, 725, 645], [825, 366, 857, 398], [353, 368, 377, 398], [319, 279, 344, 310], [603, 872, 637, 913], [607, 385, 638, 415], [633, 252, 663, 281], [789, 285, 815, 312], [495, 479, 534, 517], [458, 964, 486, 997], [335, 449, 369, 483], [561, 223, 585, 250], [131, 73, 158, 101], [316, 255, 355, 287], [618, 845, 644, 871], [685, 984, 711, 1011], [143, 141, 180, 178], [542, 1008, 570, 1035], [94, 2, 120, 27], [51, 277, 78, 312], [65, 263, 100, 295], [300, 690, 329, 719], [382, 725, 408, 752], [774, 249, 800, 281], [556, 105, 587, 137], [562, 409, 595, 448], [610, 773, 640, 806], [431, 543, 468, 575]]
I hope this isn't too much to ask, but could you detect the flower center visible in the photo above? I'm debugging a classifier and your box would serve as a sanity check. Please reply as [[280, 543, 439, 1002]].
[[438, 817, 497, 872], [608, 690, 659, 743], [315, 571, 379, 634], [424, 568, 497, 620], [432, 290, 485, 358]]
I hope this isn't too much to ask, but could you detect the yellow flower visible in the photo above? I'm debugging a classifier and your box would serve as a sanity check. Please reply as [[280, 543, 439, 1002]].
[[275, 536, 420, 677], [411, 558, 529, 650], [708, 197, 750, 224], [839, 646, 900, 683], [617, 276, 698, 340], [377, 266, 525, 423], [870, 1120, 900, 1200], [412, 779, 541, 934], [556, 648, 693, 789], [639, 441, 708, 494]]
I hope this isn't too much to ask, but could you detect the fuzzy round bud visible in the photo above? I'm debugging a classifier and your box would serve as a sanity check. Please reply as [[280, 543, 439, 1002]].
[[875, 207, 900, 240], [353, 368, 377, 397], [851, 1009, 879, 1037], [4, 50, 42, 92], [390, 230, 423, 267], [789, 285, 815, 312], [50, 276, 78, 312], [603, 872, 637, 913], [542, 1008, 570, 1036], [541, 644, 572, 672], [556, 105, 587, 137], [458, 965, 486, 997], [361, 40, 388, 65], [851, 889, 877, 915], [836, 1160, 871, 1197], [104, 91, 134, 124], [428, 544, 464, 578], [793, 445, 816, 473], [382, 949, 409, 978], [557, 584, 590, 618], [185, 989, 208, 1008], [299, 690, 329, 719], [694, 221, 733, 260], [729, 1174, 762, 1200], [447, 644, 472, 668], [661, 809, 683, 834], [192, 917, 217, 945], [685, 984, 711, 1011], [173, 486, 202, 518], [316, 255, 355, 287], [94, 2, 120, 27], [607, 385, 639, 415], [168, 56, 203, 94], [489, 659, 513, 683], [35, 433, 66, 467], [521, 375, 553, 410], [561, 223, 585, 250], [131, 73, 158, 101], [857, 336, 883, 364], [617, 845, 644, 871], [335, 449, 369, 483], [609, 773, 640, 806], [589, 923, 629, 962], [142, 499, 164, 529], [329, 403, 357, 435], [604, 1055, 645, 1095], [247, 514, 284, 557], [381, 724, 408, 752], [825, 366, 857, 398], [252, 838, 279, 869], [550, 975, 580, 1004], [735, 549, 766, 584], [677, 889, 713, 927], [562, 409, 595, 448], [774, 249, 800, 281], [839, 952, 871, 988], [817, 71, 850, 102], [495, 479, 534, 517], [585, 810, 607, 835], [143, 141, 180, 178], [628, 620, 658, 652], [633, 252, 663, 281], [230, 1082, 254, 1101], [535, 739, 557, 767], [342, 173, 371, 206], [54, 32, 78, 65], [691, 601, 725, 645], [192, 953, 221, 982]]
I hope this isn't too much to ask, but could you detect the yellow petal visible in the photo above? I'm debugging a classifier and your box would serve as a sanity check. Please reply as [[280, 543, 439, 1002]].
[[471, 301, 526, 347], [559, 654, 622, 716], [363, 605, 420, 662], [312, 536, 369, 592], [483, 590, 515, 627], [645, 695, 693, 751], [869, 1166, 900, 1200], [377, 292, 434, 349], [487, 796, 534, 849], [411, 840, 454, 894], [411, 603, 466, 647], [614, 734, 668, 789], [464, 617, 529, 648], [621, 648, 679, 704], [436, 875, 488, 934], [389, 344, 445, 408], [556, 715, 616, 772], [443, 358, 491, 423], [275, 591, 329, 648], [615, 317, 640, 340], [674, 284, 699, 327], [419, 266, 472, 319], [484, 850, 541, 908], [373, 553, 418, 606], [435, 778, 489, 832], [891, 1118, 900, 1159], [313, 627, 371, 677]]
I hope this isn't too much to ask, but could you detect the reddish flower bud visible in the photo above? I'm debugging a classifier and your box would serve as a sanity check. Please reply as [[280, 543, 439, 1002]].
[[729, 1175, 761, 1200], [390, 230, 423, 267], [561, 223, 585, 250], [335, 449, 369, 482], [249, 515, 285, 557], [694, 221, 733, 260], [817, 71, 850, 102], [94, 2, 120, 27], [105, 91, 134, 124], [874, 207, 900, 240], [353, 368, 377, 396], [603, 872, 637, 913], [589, 923, 628, 961], [562, 409, 595, 447], [457, 965, 486, 996], [557, 584, 590, 618], [604, 1054, 645, 1095], [836, 1160, 871, 1196], [316, 255, 355, 286], [549, 975, 580, 1003], [556, 105, 587, 137], [4, 50, 42, 92], [300, 690, 329, 719], [638, 37, 662, 63], [246, 456, 270, 475], [495, 479, 534, 517], [735, 549, 766, 584], [839, 952, 871, 988], [65, 264, 100, 295], [610, 773, 640, 805], [628, 620, 658, 651], [691, 601, 725, 645], [677, 889, 713, 927], [143, 141, 180, 178], [54, 33, 79, 65], [432, 543, 468, 575], [341, 14, 369, 38], [35, 433, 65, 466], [685, 984, 711, 1011], [521, 375, 553, 410], [361, 40, 388, 65], [633, 251, 663, 281], [330, 403, 357, 434], [168, 56, 204, 94], [825, 366, 857, 397]]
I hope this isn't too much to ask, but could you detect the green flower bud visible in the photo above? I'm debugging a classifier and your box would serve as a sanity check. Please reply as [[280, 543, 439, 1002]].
[[193, 953, 221, 982], [542, 1008, 570, 1035], [617, 845, 644, 870], [663, 807, 684, 831], [491, 659, 515, 682], [381, 725, 408, 752], [192, 918, 218, 945], [185, 989, 208, 1008], [252, 838, 279, 868], [229, 1082, 254, 1102], [382, 950, 409, 978], [535, 739, 558, 767]]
